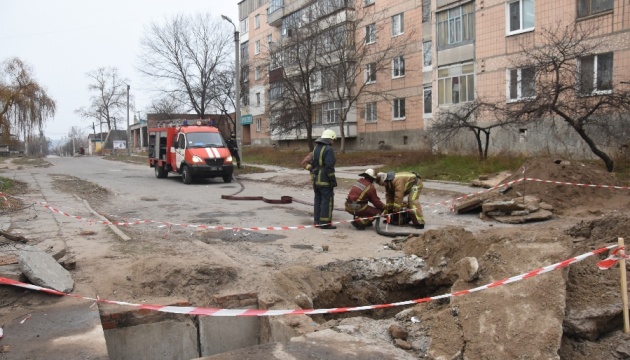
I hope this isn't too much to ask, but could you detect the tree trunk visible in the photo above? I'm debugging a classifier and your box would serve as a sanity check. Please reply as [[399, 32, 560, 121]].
[[571, 123, 614, 172]]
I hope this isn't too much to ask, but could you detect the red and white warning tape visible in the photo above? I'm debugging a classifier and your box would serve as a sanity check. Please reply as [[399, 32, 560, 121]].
[[0, 244, 619, 317], [1, 176, 629, 232]]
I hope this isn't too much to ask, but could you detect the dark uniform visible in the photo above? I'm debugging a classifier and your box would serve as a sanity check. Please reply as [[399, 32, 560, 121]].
[[309, 135, 337, 229], [226, 133, 241, 168]]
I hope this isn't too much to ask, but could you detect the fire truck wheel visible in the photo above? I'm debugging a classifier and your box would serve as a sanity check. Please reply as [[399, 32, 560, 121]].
[[155, 164, 167, 178], [223, 174, 232, 183], [182, 166, 193, 184]]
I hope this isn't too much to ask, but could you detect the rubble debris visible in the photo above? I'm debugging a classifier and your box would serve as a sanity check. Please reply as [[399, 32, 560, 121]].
[[18, 245, 74, 293], [0, 230, 28, 243], [456, 257, 479, 282]]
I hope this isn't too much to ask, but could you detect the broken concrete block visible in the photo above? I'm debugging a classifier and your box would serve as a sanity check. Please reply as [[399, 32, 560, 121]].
[[539, 202, 554, 211], [510, 210, 530, 216], [456, 257, 479, 282], [490, 209, 553, 224], [482, 200, 526, 213], [388, 324, 408, 340], [19, 245, 74, 293], [453, 197, 484, 214]]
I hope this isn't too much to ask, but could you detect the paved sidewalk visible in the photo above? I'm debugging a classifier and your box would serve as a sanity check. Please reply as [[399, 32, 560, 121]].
[[1, 171, 109, 359], [239, 163, 474, 193]]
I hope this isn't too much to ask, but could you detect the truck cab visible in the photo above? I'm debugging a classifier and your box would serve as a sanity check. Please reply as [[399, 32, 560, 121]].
[[148, 120, 234, 184]]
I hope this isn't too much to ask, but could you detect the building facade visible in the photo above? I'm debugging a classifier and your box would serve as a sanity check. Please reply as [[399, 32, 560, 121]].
[[237, 0, 630, 156]]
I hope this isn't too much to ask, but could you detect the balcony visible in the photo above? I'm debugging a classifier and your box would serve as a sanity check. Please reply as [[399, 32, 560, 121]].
[[270, 123, 357, 141]]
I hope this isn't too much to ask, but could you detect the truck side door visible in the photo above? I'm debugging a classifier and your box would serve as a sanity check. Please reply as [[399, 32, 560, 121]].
[[175, 133, 186, 169]]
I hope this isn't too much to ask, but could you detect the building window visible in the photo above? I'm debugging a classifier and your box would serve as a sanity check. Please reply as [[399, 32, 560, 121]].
[[241, 65, 249, 83], [392, 13, 404, 36], [255, 14, 260, 29], [322, 100, 346, 124], [270, 82, 283, 99], [392, 56, 405, 78], [365, 63, 376, 84], [310, 71, 322, 90], [255, 40, 260, 55], [578, 0, 613, 18], [507, 0, 534, 35], [519, 128, 528, 143], [256, 92, 261, 106], [422, 0, 431, 23], [366, 102, 377, 122], [256, 118, 262, 132], [267, 34, 273, 44], [436, 3, 475, 47], [437, 63, 475, 105], [578, 52, 613, 94], [507, 67, 535, 101], [393, 98, 405, 119], [423, 86, 432, 116], [241, 42, 249, 62], [240, 18, 249, 34], [422, 41, 432, 70], [365, 23, 376, 44], [269, 0, 283, 14], [242, 93, 249, 106], [255, 66, 261, 80]]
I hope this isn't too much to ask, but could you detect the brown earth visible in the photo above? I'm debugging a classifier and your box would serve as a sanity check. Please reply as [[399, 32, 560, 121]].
[[2, 156, 630, 359]]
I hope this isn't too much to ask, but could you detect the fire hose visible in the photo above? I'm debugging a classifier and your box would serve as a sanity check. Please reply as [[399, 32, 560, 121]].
[[222, 175, 422, 237]]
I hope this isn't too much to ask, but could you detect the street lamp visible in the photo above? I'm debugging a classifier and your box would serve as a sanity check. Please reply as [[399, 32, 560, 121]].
[[221, 14, 242, 166], [126, 84, 131, 156]]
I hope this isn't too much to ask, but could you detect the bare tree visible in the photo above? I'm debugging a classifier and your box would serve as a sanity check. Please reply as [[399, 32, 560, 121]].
[[147, 96, 185, 114], [265, 1, 416, 151], [138, 13, 233, 117], [76, 67, 129, 133], [317, 5, 416, 152], [0, 57, 56, 150], [428, 100, 522, 160], [506, 22, 630, 172]]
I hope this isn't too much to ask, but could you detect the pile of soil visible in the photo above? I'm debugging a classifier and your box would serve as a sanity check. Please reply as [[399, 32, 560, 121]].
[[503, 158, 629, 215]]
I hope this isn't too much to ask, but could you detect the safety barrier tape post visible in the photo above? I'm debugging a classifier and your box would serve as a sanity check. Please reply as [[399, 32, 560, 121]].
[[619, 237, 629, 333]]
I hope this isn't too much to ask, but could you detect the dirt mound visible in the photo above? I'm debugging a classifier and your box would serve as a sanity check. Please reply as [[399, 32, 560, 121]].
[[503, 158, 629, 214]]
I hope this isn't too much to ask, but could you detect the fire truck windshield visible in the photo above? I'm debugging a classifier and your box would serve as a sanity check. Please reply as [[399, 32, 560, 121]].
[[186, 132, 226, 148]]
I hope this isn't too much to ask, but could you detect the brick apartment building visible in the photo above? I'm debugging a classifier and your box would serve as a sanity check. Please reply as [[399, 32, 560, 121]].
[[237, 0, 630, 156]]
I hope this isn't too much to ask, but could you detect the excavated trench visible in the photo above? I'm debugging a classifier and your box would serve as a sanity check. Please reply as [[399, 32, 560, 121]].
[[100, 255, 452, 359]]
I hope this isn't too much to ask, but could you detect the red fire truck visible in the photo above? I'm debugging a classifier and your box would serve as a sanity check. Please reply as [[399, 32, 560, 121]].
[[148, 119, 234, 184]]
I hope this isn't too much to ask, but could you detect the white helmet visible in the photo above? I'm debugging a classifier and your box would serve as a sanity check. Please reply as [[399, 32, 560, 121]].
[[359, 168, 376, 180], [321, 129, 337, 140]]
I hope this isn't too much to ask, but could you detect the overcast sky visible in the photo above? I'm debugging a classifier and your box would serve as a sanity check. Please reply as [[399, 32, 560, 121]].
[[0, 0, 240, 140]]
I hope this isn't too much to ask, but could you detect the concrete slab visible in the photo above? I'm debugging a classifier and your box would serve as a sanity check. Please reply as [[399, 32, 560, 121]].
[[0, 298, 108, 360]]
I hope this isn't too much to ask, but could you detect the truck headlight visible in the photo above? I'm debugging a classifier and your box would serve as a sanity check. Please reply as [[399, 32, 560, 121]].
[[226, 155, 233, 162], [192, 155, 203, 163]]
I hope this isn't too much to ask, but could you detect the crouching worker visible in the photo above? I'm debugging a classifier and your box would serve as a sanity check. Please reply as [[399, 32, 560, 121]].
[[345, 168, 385, 230], [376, 171, 425, 229]]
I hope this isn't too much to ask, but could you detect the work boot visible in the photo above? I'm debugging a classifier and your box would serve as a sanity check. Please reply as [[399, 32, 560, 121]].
[[350, 221, 366, 230], [319, 223, 337, 229], [414, 223, 425, 229]]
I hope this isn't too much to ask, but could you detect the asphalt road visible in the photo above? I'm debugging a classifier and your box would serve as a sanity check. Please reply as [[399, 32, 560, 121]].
[[38, 156, 506, 235]]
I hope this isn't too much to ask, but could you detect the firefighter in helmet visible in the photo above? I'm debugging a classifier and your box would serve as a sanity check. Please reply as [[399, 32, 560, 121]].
[[226, 132, 241, 169], [376, 171, 425, 229], [345, 168, 385, 230], [308, 129, 337, 229]]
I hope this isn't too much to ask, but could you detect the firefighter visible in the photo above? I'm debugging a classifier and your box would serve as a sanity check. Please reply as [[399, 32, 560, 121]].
[[376, 171, 425, 229], [226, 132, 241, 169], [309, 129, 337, 229], [345, 168, 385, 230]]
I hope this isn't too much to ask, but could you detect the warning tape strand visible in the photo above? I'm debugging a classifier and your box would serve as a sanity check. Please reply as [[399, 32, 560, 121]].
[[0, 244, 618, 316], [1, 176, 629, 232]]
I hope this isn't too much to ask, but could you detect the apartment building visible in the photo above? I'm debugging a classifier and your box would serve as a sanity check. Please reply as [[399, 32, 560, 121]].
[[238, 0, 630, 155]]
